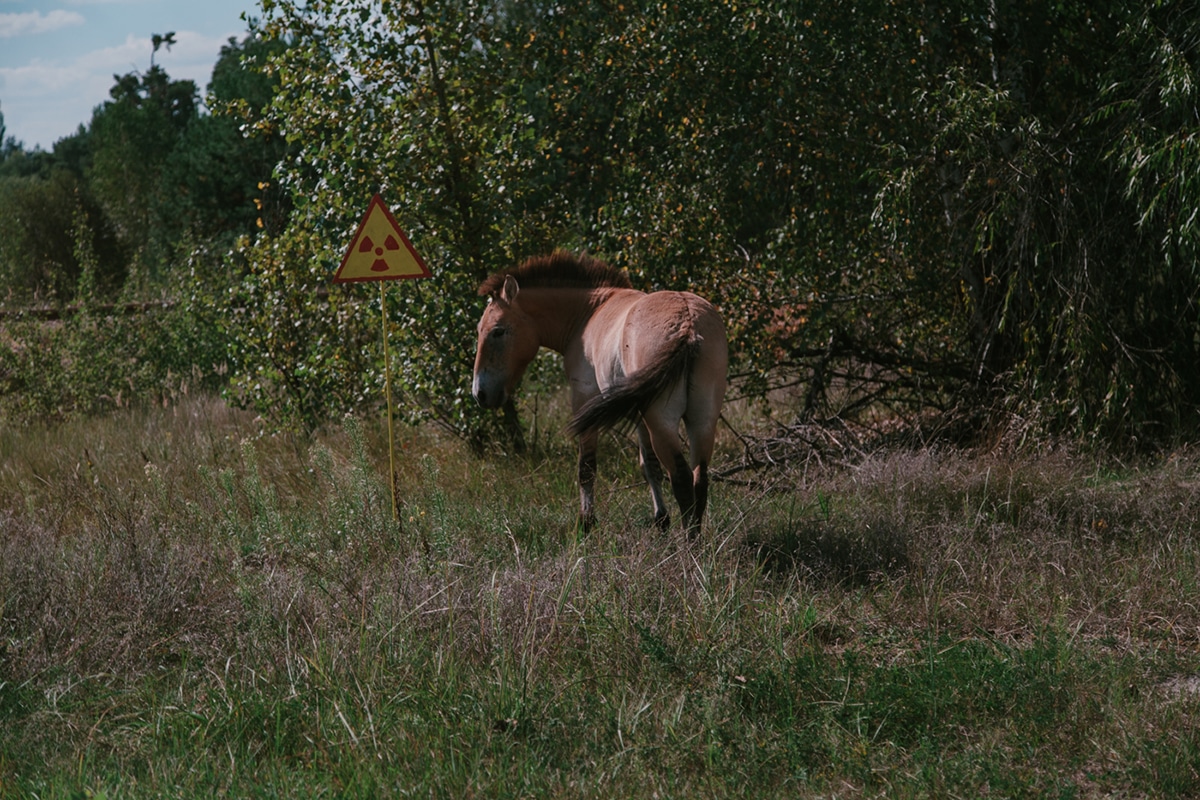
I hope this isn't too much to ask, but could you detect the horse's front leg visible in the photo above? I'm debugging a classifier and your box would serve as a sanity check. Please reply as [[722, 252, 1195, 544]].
[[577, 429, 599, 531]]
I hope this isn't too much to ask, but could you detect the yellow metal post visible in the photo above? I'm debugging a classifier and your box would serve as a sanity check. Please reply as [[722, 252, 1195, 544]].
[[381, 281, 399, 521]]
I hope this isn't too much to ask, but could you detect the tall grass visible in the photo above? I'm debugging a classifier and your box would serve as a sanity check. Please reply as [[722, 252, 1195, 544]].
[[3, 395, 1200, 797]]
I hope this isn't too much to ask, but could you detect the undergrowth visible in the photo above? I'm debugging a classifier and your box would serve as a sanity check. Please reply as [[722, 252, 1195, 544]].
[[3, 395, 1200, 797]]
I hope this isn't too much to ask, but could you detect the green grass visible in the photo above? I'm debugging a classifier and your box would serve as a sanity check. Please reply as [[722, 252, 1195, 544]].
[[4, 395, 1200, 797]]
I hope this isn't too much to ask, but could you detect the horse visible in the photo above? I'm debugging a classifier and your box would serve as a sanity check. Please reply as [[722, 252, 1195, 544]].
[[472, 251, 728, 536]]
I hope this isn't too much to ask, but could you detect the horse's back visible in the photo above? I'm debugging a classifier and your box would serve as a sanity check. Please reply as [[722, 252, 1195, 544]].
[[616, 290, 727, 420], [574, 287, 726, 420], [644, 289, 724, 365], [620, 291, 723, 365]]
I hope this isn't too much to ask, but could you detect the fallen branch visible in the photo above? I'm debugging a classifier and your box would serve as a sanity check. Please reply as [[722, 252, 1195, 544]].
[[0, 299, 178, 321]]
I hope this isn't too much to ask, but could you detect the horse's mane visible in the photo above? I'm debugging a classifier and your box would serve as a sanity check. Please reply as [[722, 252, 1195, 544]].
[[478, 251, 632, 296]]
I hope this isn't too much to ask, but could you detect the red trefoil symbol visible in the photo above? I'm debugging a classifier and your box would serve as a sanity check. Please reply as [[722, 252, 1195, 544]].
[[360, 234, 402, 272]]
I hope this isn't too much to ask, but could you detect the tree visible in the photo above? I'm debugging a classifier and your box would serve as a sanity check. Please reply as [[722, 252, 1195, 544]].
[[217, 0, 1200, 448], [87, 56, 199, 282], [0, 104, 19, 165], [0, 109, 123, 302], [873, 0, 1200, 444], [227, 0, 556, 433], [158, 34, 292, 247], [0, 170, 123, 300], [229, 0, 963, 433]]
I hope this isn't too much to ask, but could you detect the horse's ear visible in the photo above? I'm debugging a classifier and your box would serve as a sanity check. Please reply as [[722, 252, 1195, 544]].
[[500, 274, 520, 306]]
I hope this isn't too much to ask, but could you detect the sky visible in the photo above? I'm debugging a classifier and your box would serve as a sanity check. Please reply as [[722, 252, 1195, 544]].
[[0, 0, 258, 151]]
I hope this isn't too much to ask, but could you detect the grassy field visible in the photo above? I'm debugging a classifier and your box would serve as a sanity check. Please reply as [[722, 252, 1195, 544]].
[[3, 392, 1200, 798]]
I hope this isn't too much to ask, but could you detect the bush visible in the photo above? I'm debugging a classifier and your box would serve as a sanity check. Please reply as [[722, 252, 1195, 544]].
[[0, 172, 125, 302], [0, 239, 228, 424]]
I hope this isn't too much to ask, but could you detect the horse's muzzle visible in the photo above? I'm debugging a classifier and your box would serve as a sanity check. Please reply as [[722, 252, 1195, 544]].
[[472, 372, 505, 409]]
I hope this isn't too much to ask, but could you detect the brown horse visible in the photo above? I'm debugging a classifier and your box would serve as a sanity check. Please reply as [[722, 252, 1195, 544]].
[[472, 252, 727, 536]]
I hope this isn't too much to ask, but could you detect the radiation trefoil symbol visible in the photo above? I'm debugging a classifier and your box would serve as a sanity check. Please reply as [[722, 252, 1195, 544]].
[[361, 233, 402, 272]]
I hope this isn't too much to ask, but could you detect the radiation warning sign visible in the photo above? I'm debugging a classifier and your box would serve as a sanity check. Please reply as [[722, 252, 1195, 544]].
[[333, 194, 432, 282]]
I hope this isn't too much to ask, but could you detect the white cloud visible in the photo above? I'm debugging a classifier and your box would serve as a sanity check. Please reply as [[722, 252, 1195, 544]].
[[78, 32, 157, 73], [3, 30, 233, 100], [0, 57, 114, 147], [0, 30, 236, 149], [0, 10, 85, 38], [2, 33, 145, 99]]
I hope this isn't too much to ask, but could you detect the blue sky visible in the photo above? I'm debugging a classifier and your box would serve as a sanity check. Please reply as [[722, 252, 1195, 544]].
[[1, 0, 258, 151]]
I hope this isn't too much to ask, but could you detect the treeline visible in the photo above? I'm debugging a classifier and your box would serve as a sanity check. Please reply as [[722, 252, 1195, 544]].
[[0, 34, 287, 299], [2, 0, 1198, 449], [0, 34, 287, 419]]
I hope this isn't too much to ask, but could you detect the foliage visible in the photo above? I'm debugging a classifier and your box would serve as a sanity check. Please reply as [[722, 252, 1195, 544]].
[[0, 171, 125, 301], [235, 0, 568, 434], [0, 33, 287, 305], [507, 0, 973, 415], [158, 35, 292, 247], [87, 65, 200, 283], [4, 1, 1200, 447], [0, 34, 279, 423], [0, 307, 227, 425], [218, 228, 378, 431], [240, 0, 922, 434], [873, 0, 1200, 444], [1105, 0, 1200, 272], [252, 0, 1172, 438], [0, 234, 227, 424]]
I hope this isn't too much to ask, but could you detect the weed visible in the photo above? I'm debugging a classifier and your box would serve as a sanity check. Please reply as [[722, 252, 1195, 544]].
[[3, 396, 1200, 797]]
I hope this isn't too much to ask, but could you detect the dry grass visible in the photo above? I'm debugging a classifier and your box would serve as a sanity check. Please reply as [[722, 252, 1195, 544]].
[[3, 394, 1200, 797]]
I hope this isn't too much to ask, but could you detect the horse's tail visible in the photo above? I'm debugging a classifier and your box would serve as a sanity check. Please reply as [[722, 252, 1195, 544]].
[[567, 336, 699, 437]]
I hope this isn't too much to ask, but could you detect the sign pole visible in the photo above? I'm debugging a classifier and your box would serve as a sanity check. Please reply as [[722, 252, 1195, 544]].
[[381, 281, 399, 522]]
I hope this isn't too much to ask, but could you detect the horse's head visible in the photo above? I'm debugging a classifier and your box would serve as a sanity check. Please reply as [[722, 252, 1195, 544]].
[[473, 274, 540, 409]]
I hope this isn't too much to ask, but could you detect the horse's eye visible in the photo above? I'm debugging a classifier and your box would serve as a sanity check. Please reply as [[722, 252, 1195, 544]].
[[490, 327, 507, 339]]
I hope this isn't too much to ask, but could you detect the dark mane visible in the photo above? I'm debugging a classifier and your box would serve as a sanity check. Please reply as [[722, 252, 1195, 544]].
[[478, 251, 632, 296]]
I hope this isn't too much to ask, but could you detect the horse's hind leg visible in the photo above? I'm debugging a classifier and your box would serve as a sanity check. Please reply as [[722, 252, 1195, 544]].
[[684, 400, 723, 536], [643, 416, 696, 535], [668, 451, 697, 536], [691, 461, 710, 534], [577, 430, 599, 531], [636, 423, 670, 530]]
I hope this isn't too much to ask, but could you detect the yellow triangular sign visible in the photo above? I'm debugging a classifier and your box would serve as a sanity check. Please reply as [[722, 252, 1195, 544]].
[[334, 194, 432, 282]]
